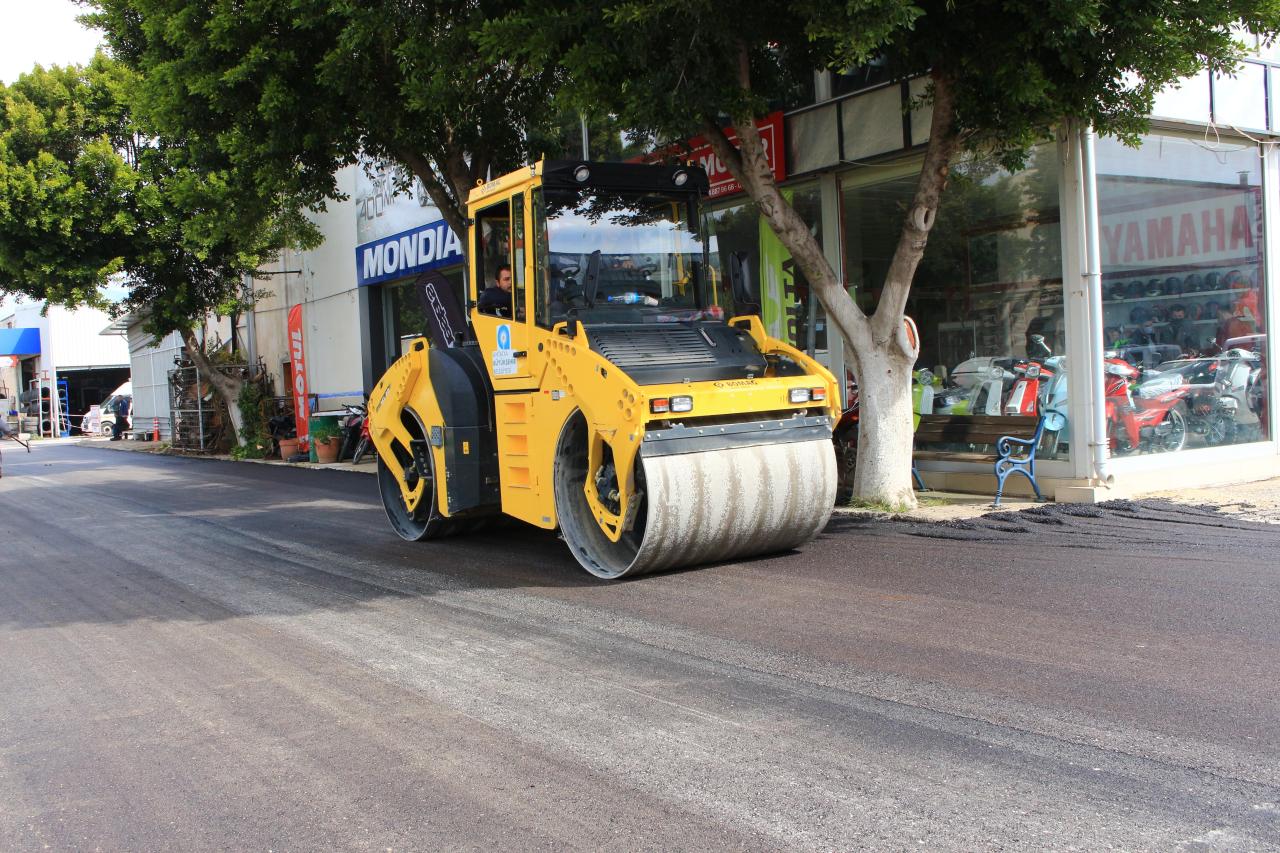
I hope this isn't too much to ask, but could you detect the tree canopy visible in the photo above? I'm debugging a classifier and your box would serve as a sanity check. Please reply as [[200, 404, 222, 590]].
[[86, 0, 567, 242], [0, 54, 305, 338]]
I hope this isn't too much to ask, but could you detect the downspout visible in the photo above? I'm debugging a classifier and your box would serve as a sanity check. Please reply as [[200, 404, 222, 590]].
[[1080, 126, 1113, 488], [243, 273, 258, 368]]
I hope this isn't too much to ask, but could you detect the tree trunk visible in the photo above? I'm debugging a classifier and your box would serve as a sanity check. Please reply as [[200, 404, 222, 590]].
[[851, 346, 917, 508], [701, 52, 962, 509], [179, 326, 246, 447]]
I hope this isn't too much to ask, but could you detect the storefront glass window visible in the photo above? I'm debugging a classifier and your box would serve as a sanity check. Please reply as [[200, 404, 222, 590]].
[[841, 144, 1069, 459], [386, 268, 465, 356], [707, 182, 827, 353], [1096, 132, 1268, 453]]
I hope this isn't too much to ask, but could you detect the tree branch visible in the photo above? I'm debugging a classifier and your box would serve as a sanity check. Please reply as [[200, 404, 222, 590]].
[[396, 147, 466, 248], [871, 70, 960, 349], [698, 47, 872, 353], [179, 325, 246, 446]]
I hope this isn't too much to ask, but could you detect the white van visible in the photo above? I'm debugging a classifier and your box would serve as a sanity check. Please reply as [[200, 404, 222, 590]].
[[89, 381, 133, 436]]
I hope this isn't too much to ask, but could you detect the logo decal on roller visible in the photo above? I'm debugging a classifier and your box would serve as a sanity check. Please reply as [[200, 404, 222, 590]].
[[492, 324, 517, 376]]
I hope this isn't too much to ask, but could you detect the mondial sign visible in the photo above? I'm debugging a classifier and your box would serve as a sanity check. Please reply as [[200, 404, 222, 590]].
[[355, 221, 464, 286], [353, 159, 465, 286]]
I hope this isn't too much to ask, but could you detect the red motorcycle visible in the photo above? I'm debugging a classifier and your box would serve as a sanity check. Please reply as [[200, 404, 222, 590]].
[[1104, 356, 1187, 454]]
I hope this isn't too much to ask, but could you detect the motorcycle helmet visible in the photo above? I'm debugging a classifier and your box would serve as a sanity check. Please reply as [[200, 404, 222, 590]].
[[1163, 275, 1182, 295], [1129, 306, 1152, 325], [1126, 279, 1145, 299], [1205, 300, 1221, 318], [1191, 304, 1203, 321], [1224, 268, 1247, 289], [1182, 273, 1203, 293], [1107, 281, 1127, 301], [1145, 278, 1163, 297], [1204, 271, 1221, 292], [1152, 305, 1168, 323]]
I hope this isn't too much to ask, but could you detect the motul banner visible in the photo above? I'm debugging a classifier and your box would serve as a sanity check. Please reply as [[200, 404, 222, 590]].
[[287, 304, 310, 445], [1101, 187, 1261, 272], [636, 112, 786, 199]]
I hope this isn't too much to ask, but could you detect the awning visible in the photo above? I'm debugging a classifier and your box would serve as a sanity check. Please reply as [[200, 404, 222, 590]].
[[0, 327, 41, 357]]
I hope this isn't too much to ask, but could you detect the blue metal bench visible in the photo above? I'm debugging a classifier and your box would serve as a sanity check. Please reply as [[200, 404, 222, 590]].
[[914, 414, 1047, 505]]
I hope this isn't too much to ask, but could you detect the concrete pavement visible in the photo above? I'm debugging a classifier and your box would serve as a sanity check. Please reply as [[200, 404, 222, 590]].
[[2, 442, 1279, 849]]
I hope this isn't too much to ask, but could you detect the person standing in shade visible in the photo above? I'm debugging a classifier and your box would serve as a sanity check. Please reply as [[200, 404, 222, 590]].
[[110, 395, 130, 441], [478, 264, 513, 317]]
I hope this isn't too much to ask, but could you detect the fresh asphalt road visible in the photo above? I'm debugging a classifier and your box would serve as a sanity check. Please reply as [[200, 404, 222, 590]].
[[2, 443, 1280, 851]]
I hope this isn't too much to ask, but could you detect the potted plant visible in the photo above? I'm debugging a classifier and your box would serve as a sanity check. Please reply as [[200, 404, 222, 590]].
[[310, 416, 342, 463]]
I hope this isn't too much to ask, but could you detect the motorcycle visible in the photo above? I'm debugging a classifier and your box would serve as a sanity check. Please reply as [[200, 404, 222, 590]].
[[949, 356, 1015, 416], [1002, 349, 1070, 457], [1150, 349, 1261, 446], [339, 402, 374, 463], [1104, 355, 1187, 454]]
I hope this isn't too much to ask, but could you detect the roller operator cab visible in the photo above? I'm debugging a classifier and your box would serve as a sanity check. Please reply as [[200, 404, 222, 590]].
[[367, 160, 839, 579]]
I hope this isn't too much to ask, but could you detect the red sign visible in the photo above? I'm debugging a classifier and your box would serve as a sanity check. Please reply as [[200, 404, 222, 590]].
[[287, 304, 310, 445], [639, 112, 786, 199]]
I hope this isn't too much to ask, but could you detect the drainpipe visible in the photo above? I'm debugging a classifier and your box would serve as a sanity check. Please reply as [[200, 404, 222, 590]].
[[1080, 125, 1113, 488], [243, 273, 258, 368]]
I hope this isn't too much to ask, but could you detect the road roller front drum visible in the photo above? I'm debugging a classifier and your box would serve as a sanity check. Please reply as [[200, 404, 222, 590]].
[[377, 414, 454, 542], [554, 413, 838, 579]]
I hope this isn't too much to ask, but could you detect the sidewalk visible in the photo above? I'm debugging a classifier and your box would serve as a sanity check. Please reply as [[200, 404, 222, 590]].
[[831, 478, 1280, 525]]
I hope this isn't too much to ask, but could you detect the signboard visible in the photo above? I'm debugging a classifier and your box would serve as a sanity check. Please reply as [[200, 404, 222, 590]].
[[1099, 186, 1261, 273], [355, 219, 465, 287], [758, 188, 802, 344], [491, 324, 517, 376], [636, 112, 786, 199], [355, 160, 443, 246], [287, 304, 310, 445]]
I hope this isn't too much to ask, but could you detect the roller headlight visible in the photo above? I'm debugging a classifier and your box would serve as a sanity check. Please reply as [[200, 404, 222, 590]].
[[789, 388, 812, 404]]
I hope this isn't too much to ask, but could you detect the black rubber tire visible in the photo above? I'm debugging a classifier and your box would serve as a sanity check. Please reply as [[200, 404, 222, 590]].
[[1157, 407, 1187, 453], [833, 427, 857, 505], [377, 444, 455, 541], [352, 435, 373, 465]]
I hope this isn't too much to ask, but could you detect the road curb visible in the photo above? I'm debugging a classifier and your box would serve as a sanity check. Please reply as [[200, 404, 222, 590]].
[[74, 437, 378, 475]]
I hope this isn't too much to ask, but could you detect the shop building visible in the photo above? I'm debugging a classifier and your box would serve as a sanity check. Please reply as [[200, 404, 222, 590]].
[[246, 44, 1278, 501], [1, 301, 130, 435], [747, 50, 1278, 500]]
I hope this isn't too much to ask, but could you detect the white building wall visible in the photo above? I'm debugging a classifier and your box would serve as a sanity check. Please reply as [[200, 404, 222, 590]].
[[250, 165, 362, 411], [47, 305, 129, 369], [125, 326, 182, 439]]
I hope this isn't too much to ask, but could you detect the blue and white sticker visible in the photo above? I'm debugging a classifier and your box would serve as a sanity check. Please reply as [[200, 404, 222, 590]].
[[492, 324, 517, 376]]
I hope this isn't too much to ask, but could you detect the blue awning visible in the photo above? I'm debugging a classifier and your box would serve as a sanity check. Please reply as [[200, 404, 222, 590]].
[[0, 327, 41, 357]]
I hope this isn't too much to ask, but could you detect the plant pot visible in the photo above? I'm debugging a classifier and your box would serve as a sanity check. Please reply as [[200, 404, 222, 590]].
[[314, 436, 340, 463], [277, 437, 300, 459]]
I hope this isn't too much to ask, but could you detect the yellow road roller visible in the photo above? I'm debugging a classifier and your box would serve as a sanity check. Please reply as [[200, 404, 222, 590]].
[[366, 160, 839, 578]]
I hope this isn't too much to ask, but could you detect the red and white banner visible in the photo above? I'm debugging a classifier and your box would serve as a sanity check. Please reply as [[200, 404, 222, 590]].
[[637, 112, 786, 199], [287, 304, 310, 445], [1101, 189, 1261, 272]]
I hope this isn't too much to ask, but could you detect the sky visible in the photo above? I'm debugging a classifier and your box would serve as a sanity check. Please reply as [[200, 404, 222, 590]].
[[0, 0, 105, 85], [0, 1, 125, 307]]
